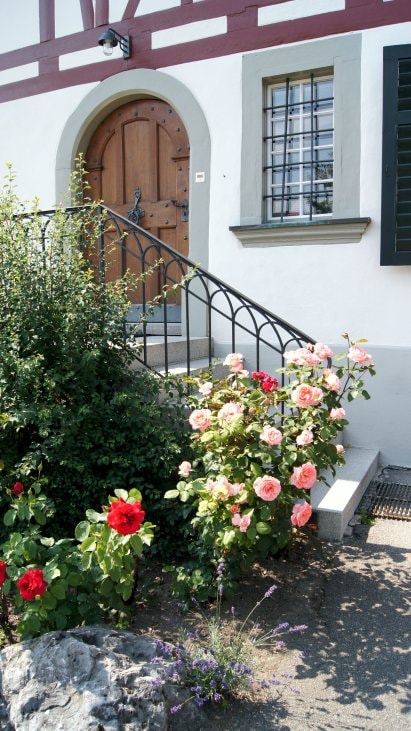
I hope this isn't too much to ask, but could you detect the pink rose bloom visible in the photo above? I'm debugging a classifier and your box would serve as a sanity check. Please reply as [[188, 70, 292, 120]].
[[290, 463, 317, 489], [253, 475, 281, 501], [189, 408, 212, 431], [336, 444, 345, 455], [178, 461, 192, 477], [231, 513, 251, 532], [348, 345, 372, 364], [260, 424, 283, 446], [198, 381, 213, 396], [291, 384, 323, 408], [296, 429, 314, 446], [314, 342, 334, 360], [291, 501, 313, 527], [284, 348, 320, 366], [323, 369, 341, 392], [330, 407, 346, 421], [206, 477, 231, 499], [229, 482, 245, 496], [223, 353, 244, 372], [218, 402, 244, 422]]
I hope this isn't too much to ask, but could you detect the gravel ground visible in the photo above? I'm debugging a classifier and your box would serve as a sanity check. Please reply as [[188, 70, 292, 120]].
[[201, 519, 411, 731]]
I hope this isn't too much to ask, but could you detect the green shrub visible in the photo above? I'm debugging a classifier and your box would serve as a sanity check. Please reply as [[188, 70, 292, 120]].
[[0, 164, 189, 536]]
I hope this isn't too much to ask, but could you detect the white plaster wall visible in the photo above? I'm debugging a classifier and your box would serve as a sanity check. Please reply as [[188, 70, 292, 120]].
[[0, 21, 411, 463], [0, 83, 97, 205]]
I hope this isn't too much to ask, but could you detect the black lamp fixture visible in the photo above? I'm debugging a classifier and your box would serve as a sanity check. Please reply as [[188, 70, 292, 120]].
[[98, 28, 131, 58]]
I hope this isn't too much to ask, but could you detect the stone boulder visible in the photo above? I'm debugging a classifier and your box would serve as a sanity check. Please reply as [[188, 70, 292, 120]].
[[0, 625, 205, 730]]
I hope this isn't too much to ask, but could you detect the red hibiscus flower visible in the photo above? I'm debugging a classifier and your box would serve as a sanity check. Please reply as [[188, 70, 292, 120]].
[[252, 371, 278, 393], [12, 481, 24, 496], [0, 561, 7, 586], [16, 568, 48, 601], [107, 498, 145, 536]]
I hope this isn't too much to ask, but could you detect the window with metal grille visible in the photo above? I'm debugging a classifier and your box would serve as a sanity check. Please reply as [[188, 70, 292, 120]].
[[381, 45, 411, 265], [264, 75, 334, 221]]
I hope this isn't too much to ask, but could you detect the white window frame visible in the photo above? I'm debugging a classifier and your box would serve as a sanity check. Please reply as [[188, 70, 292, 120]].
[[230, 35, 370, 247]]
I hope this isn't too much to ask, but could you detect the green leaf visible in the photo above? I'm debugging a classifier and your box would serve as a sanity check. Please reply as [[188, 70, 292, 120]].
[[164, 489, 180, 499], [114, 489, 129, 501], [121, 583, 133, 602], [129, 533, 143, 554], [85, 509, 106, 523], [43, 592, 58, 610], [49, 580, 67, 600], [66, 571, 82, 587], [223, 529, 236, 547], [40, 537, 55, 547], [75, 521, 90, 541], [99, 577, 114, 596], [3, 509, 16, 527], [259, 505, 271, 521], [81, 536, 96, 552], [256, 521, 271, 535], [128, 488, 142, 502], [33, 508, 47, 526]]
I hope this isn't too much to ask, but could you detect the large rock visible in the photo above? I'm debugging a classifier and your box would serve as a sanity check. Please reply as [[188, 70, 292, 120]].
[[0, 625, 204, 730]]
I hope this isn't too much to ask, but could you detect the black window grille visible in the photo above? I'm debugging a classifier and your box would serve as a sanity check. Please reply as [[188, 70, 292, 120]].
[[381, 45, 411, 265], [264, 74, 334, 221]]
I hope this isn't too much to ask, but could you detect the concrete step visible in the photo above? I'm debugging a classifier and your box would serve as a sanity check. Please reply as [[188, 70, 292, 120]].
[[130, 337, 211, 370], [311, 447, 380, 541]]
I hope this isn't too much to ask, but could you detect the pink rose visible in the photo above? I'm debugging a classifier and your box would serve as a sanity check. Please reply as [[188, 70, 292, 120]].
[[290, 463, 317, 489], [336, 444, 345, 455], [198, 381, 213, 396], [229, 482, 245, 496], [314, 342, 334, 360], [296, 429, 314, 446], [291, 384, 323, 408], [218, 402, 244, 422], [329, 407, 346, 421], [348, 345, 372, 364], [291, 501, 313, 527], [189, 408, 212, 431], [253, 475, 281, 501], [231, 513, 251, 532], [178, 461, 192, 477], [284, 348, 320, 366], [206, 477, 231, 499], [260, 424, 283, 446], [223, 353, 244, 372], [323, 369, 341, 392]]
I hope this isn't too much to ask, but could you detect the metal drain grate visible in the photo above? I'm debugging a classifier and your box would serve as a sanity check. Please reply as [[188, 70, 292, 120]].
[[359, 481, 411, 521]]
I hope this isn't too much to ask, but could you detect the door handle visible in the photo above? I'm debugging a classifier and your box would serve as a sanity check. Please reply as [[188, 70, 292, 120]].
[[127, 187, 145, 226], [170, 198, 189, 222]]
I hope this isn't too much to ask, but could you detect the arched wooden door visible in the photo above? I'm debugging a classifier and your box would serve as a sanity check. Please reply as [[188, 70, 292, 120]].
[[85, 98, 190, 307]]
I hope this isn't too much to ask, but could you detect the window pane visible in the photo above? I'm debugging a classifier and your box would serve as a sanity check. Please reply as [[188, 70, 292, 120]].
[[266, 75, 334, 220]]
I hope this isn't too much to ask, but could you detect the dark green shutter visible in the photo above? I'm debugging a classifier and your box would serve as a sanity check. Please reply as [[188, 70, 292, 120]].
[[381, 45, 411, 265]]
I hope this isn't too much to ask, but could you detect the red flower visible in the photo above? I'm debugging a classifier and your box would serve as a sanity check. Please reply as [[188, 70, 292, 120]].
[[12, 481, 24, 496], [230, 504, 240, 513], [251, 371, 278, 393], [0, 561, 7, 586], [16, 568, 48, 601], [107, 498, 145, 536]]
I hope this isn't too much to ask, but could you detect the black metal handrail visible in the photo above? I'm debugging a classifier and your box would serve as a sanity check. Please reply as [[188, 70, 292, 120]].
[[30, 205, 316, 375]]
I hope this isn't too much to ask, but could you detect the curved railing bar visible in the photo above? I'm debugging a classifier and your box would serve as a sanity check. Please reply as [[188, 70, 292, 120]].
[[26, 206, 317, 373]]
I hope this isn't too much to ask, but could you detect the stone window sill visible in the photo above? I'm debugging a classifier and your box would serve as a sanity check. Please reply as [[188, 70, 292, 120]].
[[229, 218, 371, 247]]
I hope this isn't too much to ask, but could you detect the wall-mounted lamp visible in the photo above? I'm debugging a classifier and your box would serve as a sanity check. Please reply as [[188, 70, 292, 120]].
[[98, 28, 131, 58]]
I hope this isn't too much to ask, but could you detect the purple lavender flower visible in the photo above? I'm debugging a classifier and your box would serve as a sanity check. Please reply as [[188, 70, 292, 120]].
[[170, 705, 182, 714], [264, 584, 278, 599], [217, 563, 225, 574], [289, 624, 308, 633]]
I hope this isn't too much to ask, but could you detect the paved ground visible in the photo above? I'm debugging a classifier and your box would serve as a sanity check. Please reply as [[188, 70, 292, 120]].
[[207, 517, 411, 731]]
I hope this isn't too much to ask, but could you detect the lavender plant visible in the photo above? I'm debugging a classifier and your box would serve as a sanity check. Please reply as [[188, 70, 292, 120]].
[[153, 567, 307, 712]]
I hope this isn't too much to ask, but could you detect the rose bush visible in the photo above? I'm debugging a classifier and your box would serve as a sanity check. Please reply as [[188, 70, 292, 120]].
[[0, 475, 154, 638], [165, 335, 375, 598]]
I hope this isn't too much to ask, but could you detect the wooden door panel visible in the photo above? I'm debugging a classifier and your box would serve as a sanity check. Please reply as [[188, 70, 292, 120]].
[[85, 98, 190, 308]]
